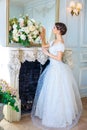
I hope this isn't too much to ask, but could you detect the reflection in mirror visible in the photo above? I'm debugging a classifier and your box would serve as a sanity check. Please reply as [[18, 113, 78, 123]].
[[9, 0, 58, 46]]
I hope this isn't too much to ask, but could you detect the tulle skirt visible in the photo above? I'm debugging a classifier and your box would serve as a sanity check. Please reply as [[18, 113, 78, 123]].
[[31, 60, 82, 130]]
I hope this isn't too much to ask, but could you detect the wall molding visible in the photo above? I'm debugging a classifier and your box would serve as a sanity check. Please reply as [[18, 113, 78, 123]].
[[79, 67, 87, 89], [80, 52, 87, 62]]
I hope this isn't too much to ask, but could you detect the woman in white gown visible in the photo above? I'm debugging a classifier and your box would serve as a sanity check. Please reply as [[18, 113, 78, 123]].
[[31, 22, 82, 130]]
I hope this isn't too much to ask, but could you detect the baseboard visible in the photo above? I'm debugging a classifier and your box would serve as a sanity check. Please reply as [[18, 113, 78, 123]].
[[80, 88, 87, 98]]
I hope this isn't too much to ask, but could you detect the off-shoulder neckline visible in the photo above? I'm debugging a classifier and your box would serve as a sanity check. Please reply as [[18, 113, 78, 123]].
[[51, 41, 64, 46]]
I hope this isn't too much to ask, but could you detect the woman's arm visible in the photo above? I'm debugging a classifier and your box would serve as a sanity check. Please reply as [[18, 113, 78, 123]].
[[42, 42, 50, 48], [42, 48, 63, 61], [40, 27, 50, 48]]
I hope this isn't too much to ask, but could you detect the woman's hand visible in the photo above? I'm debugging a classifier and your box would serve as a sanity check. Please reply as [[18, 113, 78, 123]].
[[40, 27, 46, 41], [40, 27, 50, 48]]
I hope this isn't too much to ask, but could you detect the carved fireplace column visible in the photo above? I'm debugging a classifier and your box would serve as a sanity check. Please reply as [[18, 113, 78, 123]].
[[2, 48, 21, 122]]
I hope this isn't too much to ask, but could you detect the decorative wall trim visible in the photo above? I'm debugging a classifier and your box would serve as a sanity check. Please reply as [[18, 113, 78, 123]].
[[80, 52, 87, 62], [80, 88, 87, 97], [80, 0, 87, 47], [79, 67, 87, 89]]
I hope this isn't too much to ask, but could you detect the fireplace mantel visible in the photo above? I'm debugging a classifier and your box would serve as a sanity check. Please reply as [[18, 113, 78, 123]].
[[0, 47, 48, 85], [0, 47, 73, 122]]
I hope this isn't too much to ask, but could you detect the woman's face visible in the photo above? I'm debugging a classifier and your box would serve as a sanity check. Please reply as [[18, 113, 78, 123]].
[[52, 25, 60, 34]]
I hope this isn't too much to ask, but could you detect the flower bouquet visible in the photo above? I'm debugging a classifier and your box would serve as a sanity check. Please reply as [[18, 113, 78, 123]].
[[9, 15, 42, 47], [0, 79, 19, 112]]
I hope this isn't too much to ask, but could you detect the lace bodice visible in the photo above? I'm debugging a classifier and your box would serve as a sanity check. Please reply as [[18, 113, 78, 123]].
[[49, 42, 65, 56]]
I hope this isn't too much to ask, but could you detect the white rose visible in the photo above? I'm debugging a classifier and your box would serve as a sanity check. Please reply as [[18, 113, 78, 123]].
[[13, 31, 19, 36], [27, 20, 33, 26], [11, 40, 14, 43], [13, 31, 19, 42], [33, 34, 37, 39], [28, 34, 32, 40], [18, 18, 24, 27], [24, 27, 29, 34], [31, 19, 35, 23], [20, 34, 26, 40], [20, 27, 25, 32], [30, 38, 34, 43], [20, 22, 24, 27], [33, 30, 39, 35], [13, 29, 18, 34], [18, 18, 24, 23], [13, 24, 17, 29], [13, 33, 19, 42], [13, 36, 19, 42], [29, 25, 36, 31], [28, 35, 34, 42]]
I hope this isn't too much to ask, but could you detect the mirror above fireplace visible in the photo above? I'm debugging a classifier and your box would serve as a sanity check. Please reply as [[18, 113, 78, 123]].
[[7, 0, 59, 47]]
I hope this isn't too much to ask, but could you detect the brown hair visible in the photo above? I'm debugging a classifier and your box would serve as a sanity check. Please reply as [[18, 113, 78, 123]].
[[55, 22, 67, 35]]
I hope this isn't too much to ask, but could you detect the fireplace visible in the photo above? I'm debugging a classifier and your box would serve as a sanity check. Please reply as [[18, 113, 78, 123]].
[[19, 60, 49, 114], [0, 47, 48, 122]]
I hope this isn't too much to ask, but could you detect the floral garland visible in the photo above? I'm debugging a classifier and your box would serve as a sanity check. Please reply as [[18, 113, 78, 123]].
[[9, 15, 42, 47]]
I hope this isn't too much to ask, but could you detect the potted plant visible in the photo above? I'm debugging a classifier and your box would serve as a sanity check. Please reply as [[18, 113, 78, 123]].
[[0, 79, 19, 121]]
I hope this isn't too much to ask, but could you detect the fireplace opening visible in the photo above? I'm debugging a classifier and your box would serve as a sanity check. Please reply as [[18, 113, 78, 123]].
[[19, 60, 49, 114]]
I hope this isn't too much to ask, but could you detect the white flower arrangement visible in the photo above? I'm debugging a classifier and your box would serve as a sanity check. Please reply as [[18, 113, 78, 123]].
[[9, 15, 42, 47]]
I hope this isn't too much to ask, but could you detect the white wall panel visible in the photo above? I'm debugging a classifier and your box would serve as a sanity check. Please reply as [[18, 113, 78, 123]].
[[59, 0, 87, 97], [79, 67, 87, 89]]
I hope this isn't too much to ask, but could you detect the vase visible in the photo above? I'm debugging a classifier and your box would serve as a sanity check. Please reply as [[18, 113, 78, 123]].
[[0, 103, 4, 130]]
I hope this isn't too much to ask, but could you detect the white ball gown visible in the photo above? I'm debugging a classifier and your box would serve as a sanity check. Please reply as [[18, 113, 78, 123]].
[[31, 42, 82, 130]]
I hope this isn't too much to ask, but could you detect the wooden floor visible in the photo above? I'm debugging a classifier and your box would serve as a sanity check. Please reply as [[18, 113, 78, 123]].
[[0, 97, 87, 130]]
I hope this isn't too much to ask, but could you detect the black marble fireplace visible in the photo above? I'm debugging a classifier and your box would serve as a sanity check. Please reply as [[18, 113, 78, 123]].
[[19, 60, 49, 114]]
